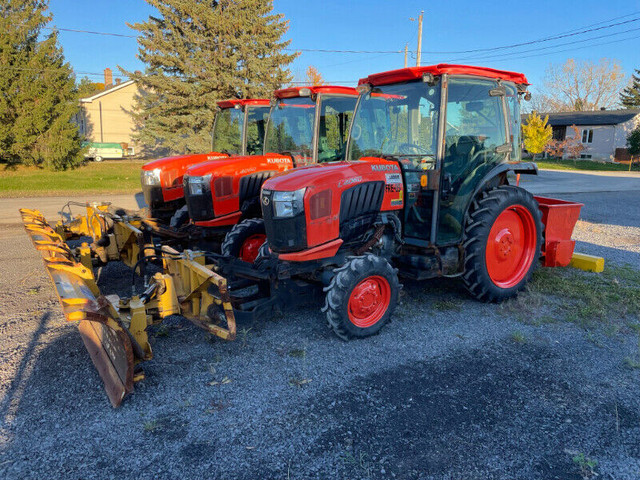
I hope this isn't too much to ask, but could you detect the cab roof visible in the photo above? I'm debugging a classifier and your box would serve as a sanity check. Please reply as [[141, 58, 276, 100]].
[[216, 98, 270, 109], [274, 85, 358, 99], [359, 64, 529, 87]]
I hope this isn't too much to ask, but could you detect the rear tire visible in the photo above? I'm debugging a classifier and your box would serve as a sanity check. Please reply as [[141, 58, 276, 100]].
[[323, 253, 399, 340], [462, 185, 543, 302], [221, 218, 266, 262], [95, 156, 103, 162], [169, 205, 190, 229]]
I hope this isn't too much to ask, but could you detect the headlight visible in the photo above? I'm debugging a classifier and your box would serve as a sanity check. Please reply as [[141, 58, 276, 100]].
[[141, 168, 161, 186], [272, 188, 305, 218], [187, 174, 211, 195]]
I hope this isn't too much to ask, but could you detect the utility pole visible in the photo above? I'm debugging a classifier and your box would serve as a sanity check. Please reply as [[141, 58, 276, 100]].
[[404, 43, 408, 68], [416, 10, 424, 67]]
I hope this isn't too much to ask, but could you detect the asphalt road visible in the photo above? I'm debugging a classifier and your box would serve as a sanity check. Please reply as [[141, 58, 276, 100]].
[[1, 169, 639, 479]]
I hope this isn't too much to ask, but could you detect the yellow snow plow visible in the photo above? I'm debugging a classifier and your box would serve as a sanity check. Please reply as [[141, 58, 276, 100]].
[[20, 208, 235, 407]]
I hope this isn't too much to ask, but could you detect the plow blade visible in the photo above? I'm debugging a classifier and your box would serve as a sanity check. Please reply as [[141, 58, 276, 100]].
[[21, 209, 135, 407]]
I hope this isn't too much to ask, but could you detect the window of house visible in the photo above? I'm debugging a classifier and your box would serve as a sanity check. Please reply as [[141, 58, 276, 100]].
[[581, 129, 593, 143]]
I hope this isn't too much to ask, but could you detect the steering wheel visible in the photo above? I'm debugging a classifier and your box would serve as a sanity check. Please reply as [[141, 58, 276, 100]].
[[398, 143, 431, 155], [468, 148, 495, 165]]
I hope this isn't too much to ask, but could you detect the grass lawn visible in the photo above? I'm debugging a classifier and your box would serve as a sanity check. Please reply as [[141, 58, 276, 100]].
[[535, 157, 640, 172], [0, 160, 146, 197]]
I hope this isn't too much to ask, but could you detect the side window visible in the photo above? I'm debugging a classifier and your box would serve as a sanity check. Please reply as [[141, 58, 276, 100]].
[[318, 95, 356, 162], [505, 84, 521, 162], [245, 106, 269, 155]]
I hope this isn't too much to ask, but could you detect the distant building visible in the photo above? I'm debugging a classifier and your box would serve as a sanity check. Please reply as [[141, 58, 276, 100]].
[[74, 68, 140, 155], [524, 109, 640, 162]]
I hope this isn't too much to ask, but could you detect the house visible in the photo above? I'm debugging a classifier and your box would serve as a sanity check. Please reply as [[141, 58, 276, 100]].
[[74, 68, 140, 155], [536, 109, 640, 162]]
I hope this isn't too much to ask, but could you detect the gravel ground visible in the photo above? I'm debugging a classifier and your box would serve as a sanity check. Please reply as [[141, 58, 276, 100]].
[[1, 186, 639, 479]]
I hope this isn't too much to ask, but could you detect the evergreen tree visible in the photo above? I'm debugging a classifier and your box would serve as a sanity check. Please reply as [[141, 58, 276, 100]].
[[522, 112, 552, 160], [620, 69, 640, 109], [0, 0, 84, 169], [77, 77, 105, 98], [123, 0, 297, 155]]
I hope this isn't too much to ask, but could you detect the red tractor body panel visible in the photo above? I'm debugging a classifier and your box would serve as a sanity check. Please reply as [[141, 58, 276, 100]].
[[263, 157, 403, 251]]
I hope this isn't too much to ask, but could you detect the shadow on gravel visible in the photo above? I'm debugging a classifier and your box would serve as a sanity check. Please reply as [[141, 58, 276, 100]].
[[0, 312, 51, 430], [295, 341, 640, 480]]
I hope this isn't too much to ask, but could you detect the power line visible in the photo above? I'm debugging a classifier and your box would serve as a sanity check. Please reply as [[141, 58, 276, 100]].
[[445, 25, 640, 63]]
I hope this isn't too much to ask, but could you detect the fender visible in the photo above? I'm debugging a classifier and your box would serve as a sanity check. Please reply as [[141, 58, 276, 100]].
[[462, 161, 538, 221]]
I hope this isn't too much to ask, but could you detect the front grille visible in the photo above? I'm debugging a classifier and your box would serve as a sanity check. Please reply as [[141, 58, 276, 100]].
[[183, 177, 214, 221], [239, 171, 276, 208], [262, 190, 307, 252], [339, 181, 384, 242]]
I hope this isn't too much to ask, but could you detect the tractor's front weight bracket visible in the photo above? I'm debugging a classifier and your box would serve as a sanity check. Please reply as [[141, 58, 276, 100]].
[[19, 209, 236, 407]]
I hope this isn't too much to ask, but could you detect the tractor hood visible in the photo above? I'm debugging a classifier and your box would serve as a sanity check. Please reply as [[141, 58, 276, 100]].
[[185, 153, 292, 179], [263, 158, 402, 193], [142, 152, 228, 189]]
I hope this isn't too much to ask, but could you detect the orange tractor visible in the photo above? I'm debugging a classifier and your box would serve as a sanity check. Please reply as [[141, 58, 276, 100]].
[[140, 98, 271, 225]]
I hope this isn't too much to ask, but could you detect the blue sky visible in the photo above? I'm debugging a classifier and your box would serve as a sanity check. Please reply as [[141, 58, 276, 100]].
[[47, 0, 640, 92]]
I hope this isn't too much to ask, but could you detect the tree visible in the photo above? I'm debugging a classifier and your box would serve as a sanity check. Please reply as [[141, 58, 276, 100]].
[[545, 125, 584, 159], [532, 58, 626, 112], [628, 128, 640, 156], [522, 112, 552, 159], [122, 0, 298, 156], [620, 69, 640, 108], [0, 0, 84, 169], [77, 77, 105, 98], [305, 66, 324, 86]]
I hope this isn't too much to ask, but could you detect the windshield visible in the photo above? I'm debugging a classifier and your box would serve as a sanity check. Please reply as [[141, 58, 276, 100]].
[[245, 105, 270, 155], [347, 81, 441, 160], [264, 97, 316, 157], [317, 95, 357, 163], [211, 107, 244, 154]]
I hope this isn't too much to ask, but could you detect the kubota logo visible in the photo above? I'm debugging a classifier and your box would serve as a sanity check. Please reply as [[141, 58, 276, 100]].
[[267, 157, 289, 164], [371, 164, 399, 171], [262, 195, 270, 206]]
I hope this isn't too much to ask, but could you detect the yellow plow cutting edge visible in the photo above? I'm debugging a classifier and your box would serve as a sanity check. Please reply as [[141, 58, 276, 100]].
[[19, 209, 236, 407]]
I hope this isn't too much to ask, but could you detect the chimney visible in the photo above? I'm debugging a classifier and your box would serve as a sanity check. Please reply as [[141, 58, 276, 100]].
[[115, 78, 121, 85], [104, 68, 113, 88]]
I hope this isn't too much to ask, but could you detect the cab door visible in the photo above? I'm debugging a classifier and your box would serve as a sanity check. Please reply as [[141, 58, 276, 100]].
[[437, 77, 509, 245]]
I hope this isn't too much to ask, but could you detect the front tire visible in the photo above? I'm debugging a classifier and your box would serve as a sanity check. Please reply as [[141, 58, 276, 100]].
[[221, 218, 266, 262], [462, 185, 543, 302], [323, 253, 399, 340]]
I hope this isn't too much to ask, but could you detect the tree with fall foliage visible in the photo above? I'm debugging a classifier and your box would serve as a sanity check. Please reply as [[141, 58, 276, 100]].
[[530, 58, 626, 112], [0, 0, 84, 169], [122, 0, 297, 156], [305, 66, 324, 85], [522, 112, 552, 159]]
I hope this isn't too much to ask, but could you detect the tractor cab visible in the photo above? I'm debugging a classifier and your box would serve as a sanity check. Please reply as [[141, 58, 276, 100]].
[[140, 98, 270, 224], [348, 65, 530, 247]]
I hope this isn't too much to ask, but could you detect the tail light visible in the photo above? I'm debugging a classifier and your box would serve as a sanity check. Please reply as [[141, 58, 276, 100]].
[[309, 189, 332, 220], [214, 176, 233, 197]]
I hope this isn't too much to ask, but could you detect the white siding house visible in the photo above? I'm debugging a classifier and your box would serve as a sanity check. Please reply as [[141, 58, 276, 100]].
[[527, 109, 640, 161]]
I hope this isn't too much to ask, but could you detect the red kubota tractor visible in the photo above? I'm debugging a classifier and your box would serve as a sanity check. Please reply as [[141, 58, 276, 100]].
[[140, 98, 270, 226], [213, 64, 583, 340], [181, 85, 358, 261]]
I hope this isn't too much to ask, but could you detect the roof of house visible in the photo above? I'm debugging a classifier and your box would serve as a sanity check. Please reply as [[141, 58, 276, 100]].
[[80, 80, 136, 103], [527, 109, 640, 127]]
